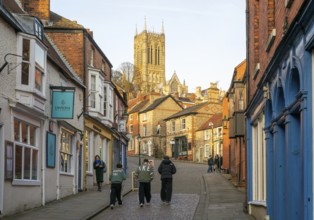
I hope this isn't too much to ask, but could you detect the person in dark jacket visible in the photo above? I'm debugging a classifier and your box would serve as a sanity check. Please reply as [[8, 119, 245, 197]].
[[158, 156, 176, 205], [93, 155, 106, 191], [109, 163, 126, 209], [135, 158, 154, 207], [207, 155, 213, 173]]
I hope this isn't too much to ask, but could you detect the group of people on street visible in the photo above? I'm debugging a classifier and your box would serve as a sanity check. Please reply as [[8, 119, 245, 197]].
[[134, 156, 176, 207], [93, 155, 177, 209], [207, 154, 223, 173]]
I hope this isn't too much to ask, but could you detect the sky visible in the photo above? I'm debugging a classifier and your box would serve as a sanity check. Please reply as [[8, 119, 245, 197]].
[[50, 0, 246, 92]]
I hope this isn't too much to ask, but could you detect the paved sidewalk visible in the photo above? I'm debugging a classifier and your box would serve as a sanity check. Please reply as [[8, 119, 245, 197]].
[[194, 173, 254, 220], [0, 157, 138, 220]]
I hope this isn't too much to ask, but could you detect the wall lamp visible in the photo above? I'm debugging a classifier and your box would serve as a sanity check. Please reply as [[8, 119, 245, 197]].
[[0, 53, 22, 74]]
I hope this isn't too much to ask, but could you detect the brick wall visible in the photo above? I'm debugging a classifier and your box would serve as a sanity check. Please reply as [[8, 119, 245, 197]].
[[46, 31, 85, 80], [23, 0, 50, 21], [248, 0, 304, 101]]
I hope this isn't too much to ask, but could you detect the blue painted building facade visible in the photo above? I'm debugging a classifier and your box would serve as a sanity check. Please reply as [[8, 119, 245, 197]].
[[246, 1, 314, 219]]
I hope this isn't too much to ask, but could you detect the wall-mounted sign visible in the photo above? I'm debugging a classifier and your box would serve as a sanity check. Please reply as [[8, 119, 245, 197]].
[[51, 87, 75, 119]]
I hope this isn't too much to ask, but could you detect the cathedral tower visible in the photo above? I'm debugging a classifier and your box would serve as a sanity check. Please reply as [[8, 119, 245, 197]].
[[133, 19, 166, 94]]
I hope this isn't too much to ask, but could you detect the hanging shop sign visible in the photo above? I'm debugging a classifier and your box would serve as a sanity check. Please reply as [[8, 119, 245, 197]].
[[51, 86, 75, 119]]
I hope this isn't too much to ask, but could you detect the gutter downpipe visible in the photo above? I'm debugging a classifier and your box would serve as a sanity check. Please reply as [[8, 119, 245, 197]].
[[245, 0, 250, 214]]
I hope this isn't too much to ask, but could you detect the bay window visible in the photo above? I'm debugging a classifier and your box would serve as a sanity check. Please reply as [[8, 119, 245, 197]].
[[18, 34, 46, 95]]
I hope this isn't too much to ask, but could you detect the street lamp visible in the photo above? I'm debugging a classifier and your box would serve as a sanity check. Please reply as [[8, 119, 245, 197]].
[[137, 134, 141, 165], [208, 122, 214, 160]]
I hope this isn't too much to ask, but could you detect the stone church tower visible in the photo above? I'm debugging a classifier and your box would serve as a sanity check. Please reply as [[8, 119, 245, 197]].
[[133, 19, 166, 94]]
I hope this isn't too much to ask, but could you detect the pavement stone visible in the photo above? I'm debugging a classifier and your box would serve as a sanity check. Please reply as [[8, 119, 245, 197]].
[[0, 158, 254, 220]]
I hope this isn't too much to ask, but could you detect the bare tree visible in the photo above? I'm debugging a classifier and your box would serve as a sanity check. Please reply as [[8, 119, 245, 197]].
[[118, 62, 134, 82], [112, 69, 123, 86]]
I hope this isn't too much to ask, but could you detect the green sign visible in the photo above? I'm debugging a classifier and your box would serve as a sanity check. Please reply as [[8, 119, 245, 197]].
[[51, 89, 75, 119]]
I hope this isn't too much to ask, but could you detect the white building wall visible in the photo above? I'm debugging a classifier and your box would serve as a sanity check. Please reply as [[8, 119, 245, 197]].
[[0, 17, 44, 216]]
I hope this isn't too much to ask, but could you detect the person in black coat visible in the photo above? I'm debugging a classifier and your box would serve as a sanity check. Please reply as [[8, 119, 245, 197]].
[[93, 155, 106, 191], [207, 155, 213, 173], [158, 156, 176, 205]]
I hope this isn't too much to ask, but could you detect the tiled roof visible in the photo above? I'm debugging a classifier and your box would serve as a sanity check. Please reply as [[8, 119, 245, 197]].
[[140, 95, 182, 113], [3, 0, 24, 14], [197, 113, 222, 131], [164, 102, 209, 121], [128, 100, 149, 114], [48, 11, 84, 29], [178, 97, 192, 103]]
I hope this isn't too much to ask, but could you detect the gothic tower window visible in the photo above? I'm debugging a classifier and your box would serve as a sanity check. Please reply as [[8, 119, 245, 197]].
[[158, 47, 160, 65]]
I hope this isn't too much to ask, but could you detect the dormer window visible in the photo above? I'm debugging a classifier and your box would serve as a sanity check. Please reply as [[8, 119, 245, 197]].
[[34, 19, 43, 40]]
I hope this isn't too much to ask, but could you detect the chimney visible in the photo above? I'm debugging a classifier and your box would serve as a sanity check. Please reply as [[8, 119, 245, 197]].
[[23, 0, 50, 23], [86, 28, 93, 38]]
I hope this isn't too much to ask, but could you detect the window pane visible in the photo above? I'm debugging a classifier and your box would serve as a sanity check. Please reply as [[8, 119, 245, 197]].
[[60, 153, 65, 172], [60, 130, 72, 173], [24, 147, 31, 179], [14, 119, 20, 142], [104, 87, 107, 117], [21, 62, 29, 85], [90, 93, 95, 108], [35, 68, 43, 91], [15, 145, 23, 179], [91, 75, 96, 90], [22, 122, 28, 144], [32, 149, 38, 180], [35, 43, 45, 68], [30, 124, 36, 146], [22, 39, 30, 61]]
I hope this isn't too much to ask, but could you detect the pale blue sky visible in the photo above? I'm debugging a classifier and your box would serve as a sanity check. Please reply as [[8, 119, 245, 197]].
[[51, 0, 246, 91]]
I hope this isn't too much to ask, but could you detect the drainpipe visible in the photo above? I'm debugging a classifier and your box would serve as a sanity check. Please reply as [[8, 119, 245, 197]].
[[83, 29, 87, 190], [244, 0, 250, 213], [41, 120, 47, 206]]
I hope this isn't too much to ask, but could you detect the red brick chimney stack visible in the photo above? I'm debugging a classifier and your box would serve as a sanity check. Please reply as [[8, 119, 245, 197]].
[[23, 0, 50, 22]]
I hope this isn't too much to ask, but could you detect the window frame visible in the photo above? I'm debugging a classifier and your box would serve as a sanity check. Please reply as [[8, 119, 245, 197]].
[[252, 114, 266, 202], [171, 121, 175, 132], [60, 128, 74, 174], [17, 33, 47, 97], [181, 118, 186, 130], [204, 144, 210, 157], [13, 117, 40, 185], [204, 130, 210, 140]]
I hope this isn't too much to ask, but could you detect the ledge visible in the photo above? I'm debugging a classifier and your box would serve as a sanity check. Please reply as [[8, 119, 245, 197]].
[[265, 29, 276, 52]]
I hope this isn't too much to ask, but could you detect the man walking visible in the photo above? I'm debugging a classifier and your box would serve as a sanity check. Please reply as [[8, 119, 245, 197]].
[[158, 156, 176, 205], [135, 158, 154, 207], [109, 163, 126, 209], [207, 155, 213, 173]]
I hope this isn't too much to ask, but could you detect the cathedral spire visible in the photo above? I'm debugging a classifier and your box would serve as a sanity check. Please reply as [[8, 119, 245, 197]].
[[161, 20, 164, 34], [135, 24, 138, 35], [144, 16, 147, 31]]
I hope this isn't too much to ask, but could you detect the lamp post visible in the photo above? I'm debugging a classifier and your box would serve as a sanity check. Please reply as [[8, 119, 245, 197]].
[[208, 122, 214, 160], [137, 134, 141, 165]]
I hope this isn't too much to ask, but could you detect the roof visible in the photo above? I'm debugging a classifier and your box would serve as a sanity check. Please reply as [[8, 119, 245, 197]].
[[197, 113, 223, 131], [178, 97, 193, 103], [49, 11, 84, 29], [164, 102, 209, 121], [47, 11, 113, 67], [140, 95, 182, 114], [128, 100, 149, 114]]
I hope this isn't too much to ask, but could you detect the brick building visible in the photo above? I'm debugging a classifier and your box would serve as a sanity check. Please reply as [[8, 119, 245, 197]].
[[246, 0, 314, 219], [164, 101, 222, 161]]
